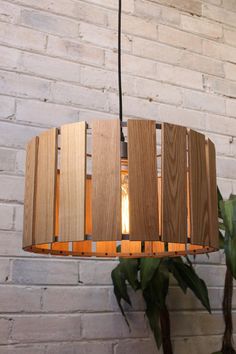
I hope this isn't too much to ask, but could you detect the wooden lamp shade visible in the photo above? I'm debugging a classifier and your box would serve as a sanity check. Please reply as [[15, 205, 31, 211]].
[[23, 119, 219, 258]]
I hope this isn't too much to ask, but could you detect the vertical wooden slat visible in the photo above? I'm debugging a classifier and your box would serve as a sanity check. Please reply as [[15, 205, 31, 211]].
[[128, 119, 158, 241], [162, 123, 187, 243], [34, 129, 58, 244], [188, 130, 209, 245], [60, 122, 86, 242], [92, 119, 121, 241], [206, 139, 219, 249], [23, 137, 38, 248]]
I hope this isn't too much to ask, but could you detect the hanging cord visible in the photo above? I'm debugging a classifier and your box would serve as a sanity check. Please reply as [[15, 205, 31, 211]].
[[118, 0, 125, 142]]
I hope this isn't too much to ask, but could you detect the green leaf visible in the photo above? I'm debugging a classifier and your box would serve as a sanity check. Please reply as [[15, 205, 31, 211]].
[[145, 304, 162, 349], [119, 258, 140, 290], [169, 258, 188, 294], [219, 230, 225, 250], [152, 263, 170, 308], [225, 232, 236, 279], [212, 352, 223, 354], [140, 258, 161, 290], [111, 264, 131, 328], [220, 197, 236, 237], [218, 187, 223, 219], [172, 261, 211, 313]]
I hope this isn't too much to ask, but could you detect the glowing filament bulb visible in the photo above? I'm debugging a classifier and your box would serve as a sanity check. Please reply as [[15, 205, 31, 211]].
[[121, 172, 129, 234]]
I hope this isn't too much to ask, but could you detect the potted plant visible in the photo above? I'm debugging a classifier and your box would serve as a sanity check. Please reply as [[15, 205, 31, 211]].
[[112, 255, 211, 353]]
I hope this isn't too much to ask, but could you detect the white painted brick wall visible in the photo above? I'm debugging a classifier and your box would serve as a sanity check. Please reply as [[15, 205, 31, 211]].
[[0, 0, 236, 353]]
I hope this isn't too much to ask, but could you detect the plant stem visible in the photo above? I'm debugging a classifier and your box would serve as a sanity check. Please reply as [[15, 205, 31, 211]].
[[221, 265, 236, 354], [160, 305, 173, 354]]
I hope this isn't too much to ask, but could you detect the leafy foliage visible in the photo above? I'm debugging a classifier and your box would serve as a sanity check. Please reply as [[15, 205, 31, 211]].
[[111, 256, 210, 350]]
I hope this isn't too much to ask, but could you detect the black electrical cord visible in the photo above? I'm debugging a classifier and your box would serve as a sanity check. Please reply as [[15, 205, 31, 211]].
[[118, 0, 125, 142]]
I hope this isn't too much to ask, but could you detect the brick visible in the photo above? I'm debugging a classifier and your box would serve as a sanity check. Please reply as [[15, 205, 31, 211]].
[[115, 339, 157, 354], [79, 260, 118, 285], [0, 148, 16, 173], [171, 311, 231, 336], [225, 62, 236, 81], [109, 93, 159, 119], [16, 99, 79, 127], [45, 341, 113, 354], [12, 259, 79, 285], [203, 40, 236, 64], [181, 14, 223, 39], [150, 0, 202, 15], [217, 177, 233, 198], [222, 0, 236, 11], [0, 22, 47, 52], [20, 51, 80, 83], [0, 122, 44, 149], [42, 286, 111, 312], [79, 22, 132, 52], [0, 96, 15, 120], [224, 27, 236, 47], [205, 112, 236, 136], [0, 286, 41, 313], [0, 70, 51, 101], [134, 0, 180, 25], [172, 335, 223, 354], [20, 9, 78, 37], [47, 36, 104, 66], [202, 3, 236, 28], [0, 258, 10, 283], [203, 75, 236, 99], [183, 90, 226, 115], [0, 204, 14, 230], [226, 98, 236, 117], [158, 24, 202, 53], [82, 313, 148, 339], [0, 231, 26, 257], [14, 204, 23, 231], [107, 12, 158, 39], [133, 37, 182, 65], [0, 318, 10, 344], [159, 104, 206, 130], [216, 156, 236, 179], [51, 82, 108, 111], [105, 52, 156, 79], [85, 0, 134, 12], [180, 52, 224, 77], [206, 132, 231, 156], [0, 1, 21, 24], [194, 264, 226, 286], [0, 175, 24, 202], [0, 46, 20, 71], [11, 315, 81, 342], [157, 63, 203, 90], [15, 150, 26, 174], [0, 344, 45, 354]]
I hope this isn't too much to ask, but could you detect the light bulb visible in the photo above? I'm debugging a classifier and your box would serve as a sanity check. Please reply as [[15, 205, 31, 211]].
[[121, 171, 129, 234]]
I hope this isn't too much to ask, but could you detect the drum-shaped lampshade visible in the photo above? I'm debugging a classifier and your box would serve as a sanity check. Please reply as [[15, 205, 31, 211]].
[[23, 119, 219, 257]]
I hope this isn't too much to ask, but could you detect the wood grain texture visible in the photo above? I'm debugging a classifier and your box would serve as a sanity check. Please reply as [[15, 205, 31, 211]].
[[162, 123, 187, 243], [96, 241, 116, 253], [23, 137, 38, 248], [188, 130, 209, 245], [121, 241, 141, 254], [60, 122, 86, 242], [85, 177, 92, 235], [128, 119, 158, 241], [206, 139, 219, 249], [34, 128, 58, 244], [92, 119, 121, 241]]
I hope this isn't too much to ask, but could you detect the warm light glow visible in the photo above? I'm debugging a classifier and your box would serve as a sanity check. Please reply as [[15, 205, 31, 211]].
[[121, 172, 129, 234]]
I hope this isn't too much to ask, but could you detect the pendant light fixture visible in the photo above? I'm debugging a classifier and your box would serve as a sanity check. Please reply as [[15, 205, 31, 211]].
[[22, 1, 219, 258]]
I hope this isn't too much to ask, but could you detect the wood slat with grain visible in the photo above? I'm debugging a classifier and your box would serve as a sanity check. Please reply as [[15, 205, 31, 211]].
[[23, 137, 38, 248], [128, 119, 159, 241], [60, 122, 86, 242], [188, 130, 209, 245], [162, 123, 187, 243], [206, 139, 219, 249], [34, 129, 58, 244], [92, 119, 121, 241]]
